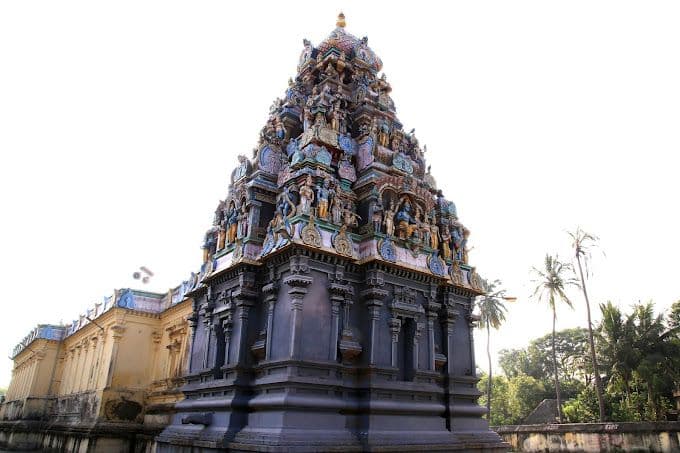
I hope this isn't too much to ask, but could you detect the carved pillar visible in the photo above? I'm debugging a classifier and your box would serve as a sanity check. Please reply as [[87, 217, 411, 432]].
[[246, 199, 262, 241], [440, 293, 460, 376], [222, 314, 233, 366], [328, 266, 351, 362], [414, 322, 424, 372], [262, 266, 279, 360], [187, 313, 199, 372], [388, 317, 401, 367], [94, 332, 107, 389], [202, 316, 213, 370], [231, 271, 258, 365], [75, 342, 84, 392], [425, 287, 442, 371], [467, 311, 480, 376], [361, 269, 387, 366], [28, 351, 45, 396], [329, 291, 343, 362], [63, 349, 72, 394], [283, 274, 312, 360], [107, 324, 126, 387]]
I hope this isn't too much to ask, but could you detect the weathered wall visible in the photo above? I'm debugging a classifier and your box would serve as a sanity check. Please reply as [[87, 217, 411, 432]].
[[0, 420, 160, 453], [3, 339, 59, 403], [0, 339, 61, 421], [145, 299, 192, 425], [496, 422, 680, 452]]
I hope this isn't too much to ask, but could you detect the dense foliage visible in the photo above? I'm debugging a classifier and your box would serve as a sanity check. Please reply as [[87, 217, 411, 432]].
[[479, 300, 680, 424]]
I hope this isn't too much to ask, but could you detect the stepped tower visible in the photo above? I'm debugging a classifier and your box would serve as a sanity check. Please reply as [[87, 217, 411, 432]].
[[158, 13, 507, 452]]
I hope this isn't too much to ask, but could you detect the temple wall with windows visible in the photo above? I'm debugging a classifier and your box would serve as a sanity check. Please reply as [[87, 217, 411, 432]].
[[0, 281, 195, 426]]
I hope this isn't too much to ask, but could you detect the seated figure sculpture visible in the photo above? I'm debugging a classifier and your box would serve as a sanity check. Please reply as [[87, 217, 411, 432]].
[[395, 199, 417, 239]]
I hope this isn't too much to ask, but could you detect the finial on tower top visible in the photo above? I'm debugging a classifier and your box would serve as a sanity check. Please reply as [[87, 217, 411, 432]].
[[336, 12, 346, 28]]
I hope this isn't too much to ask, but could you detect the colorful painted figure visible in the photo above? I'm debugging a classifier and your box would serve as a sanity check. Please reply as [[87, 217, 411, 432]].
[[316, 178, 334, 220], [440, 226, 452, 261], [298, 175, 315, 215], [226, 203, 239, 244], [395, 200, 417, 239], [237, 204, 249, 239], [384, 201, 396, 237], [429, 219, 440, 250], [331, 197, 343, 226]]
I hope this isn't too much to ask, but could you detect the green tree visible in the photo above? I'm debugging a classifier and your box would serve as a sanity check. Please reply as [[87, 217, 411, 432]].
[[599, 301, 637, 404], [531, 254, 576, 422], [598, 301, 680, 420], [478, 373, 548, 425], [508, 374, 548, 423], [477, 374, 512, 426], [498, 348, 532, 379], [668, 300, 680, 330], [499, 329, 588, 404], [476, 278, 509, 421], [568, 227, 606, 421]]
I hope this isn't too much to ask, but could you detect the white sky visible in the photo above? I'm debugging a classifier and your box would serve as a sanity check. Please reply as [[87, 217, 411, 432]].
[[1, 1, 679, 387]]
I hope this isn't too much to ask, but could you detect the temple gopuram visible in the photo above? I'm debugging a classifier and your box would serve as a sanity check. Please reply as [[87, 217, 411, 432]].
[[157, 14, 506, 452], [0, 13, 508, 453]]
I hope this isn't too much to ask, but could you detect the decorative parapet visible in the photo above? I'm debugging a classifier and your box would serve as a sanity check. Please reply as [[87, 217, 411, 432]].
[[11, 324, 67, 358]]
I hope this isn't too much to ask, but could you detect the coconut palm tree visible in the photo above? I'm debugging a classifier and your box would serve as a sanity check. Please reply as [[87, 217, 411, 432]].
[[477, 279, 510, 421], [568, 227, 606, 421], [531, 254, 577, 423]]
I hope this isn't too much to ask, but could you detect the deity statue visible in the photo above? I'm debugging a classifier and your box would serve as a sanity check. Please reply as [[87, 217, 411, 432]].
[[377, 118, 390, 147], [390, 129, 403, 152], [461, 227, 470, 263], [237, 204, 249, 239], [383, 201, 396, 237], [298, 38, 313, 69], [316, 178, 334, 221], [440, 225, 452, 261], [330, 99, 345, 132], [202, 227, 218, 263], [451, 221, 463, 260], [274, 115, 285, 140], [358, 122, 370, 140], [226, 203, 239, 244], [266, 212, 285, 246], [336, 52, 347, 75], [303, 87, 317, 131], [342, 203, 361, 228], [331, 197, 344, 226], [285, 77, 295, 100], [277, 185, 297, 219], [413, 209, 424, 243], [298, 175, 315, 215], [429, 218, 440, 250], [371, 198, 383, 233], [395, 199, 417, 240], [214, 201, 226, 251], [319, 85, 334, 110], [421, 214, 431, 247], [355, 73, 370, 104], [321, 62, 340, 83]]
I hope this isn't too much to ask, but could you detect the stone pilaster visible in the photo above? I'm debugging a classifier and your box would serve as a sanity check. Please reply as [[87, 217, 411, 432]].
[[282, 271, 312, 359], [388, 317, 401, 367], [425, 285, 442, 371], [467, 311, 480, 376], [440, 292, 460, 376], [262, 265, 279, 360], [230, 271, 258, 366], [360, 269, 387, 366]]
